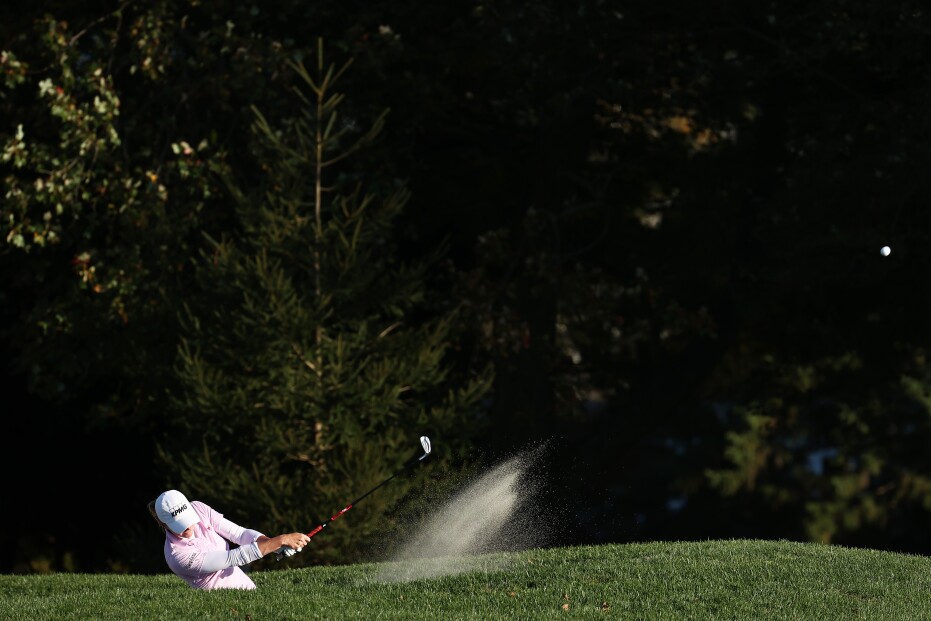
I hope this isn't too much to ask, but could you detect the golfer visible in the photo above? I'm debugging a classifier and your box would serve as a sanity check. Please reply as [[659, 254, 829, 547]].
[[148, 489, 310, 590]]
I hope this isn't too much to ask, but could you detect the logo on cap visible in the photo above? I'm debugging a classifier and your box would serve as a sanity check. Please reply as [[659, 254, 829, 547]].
[[171, 504, 188, 517]]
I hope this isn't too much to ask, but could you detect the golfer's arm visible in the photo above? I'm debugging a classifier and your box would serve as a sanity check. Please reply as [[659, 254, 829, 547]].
[[214, 516, 264, 546], [254, 535, 293, 556], [198, 543, 263, 572], [195, 536, 291, 573], [213, 513, 293, 556]]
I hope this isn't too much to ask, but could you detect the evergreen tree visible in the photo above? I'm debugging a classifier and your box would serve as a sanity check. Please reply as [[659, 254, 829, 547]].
[[706, 350, 931, 553], [162, 40, 492, 565]]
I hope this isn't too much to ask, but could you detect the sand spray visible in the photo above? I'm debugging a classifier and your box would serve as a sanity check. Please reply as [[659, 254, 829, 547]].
[[370, 443, 555, 583]]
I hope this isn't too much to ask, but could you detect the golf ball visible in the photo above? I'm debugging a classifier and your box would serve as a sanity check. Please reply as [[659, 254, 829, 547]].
[[880, 245, 891, 256]]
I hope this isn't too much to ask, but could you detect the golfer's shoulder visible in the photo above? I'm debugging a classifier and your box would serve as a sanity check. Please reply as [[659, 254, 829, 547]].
[[191, 499, 214, 516], [191, 500, 226, 527]]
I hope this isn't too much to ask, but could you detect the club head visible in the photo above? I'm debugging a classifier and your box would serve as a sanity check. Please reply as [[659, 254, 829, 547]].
[[419, 435, 432, 459]]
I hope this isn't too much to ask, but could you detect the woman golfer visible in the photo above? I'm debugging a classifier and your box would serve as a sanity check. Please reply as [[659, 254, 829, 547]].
[[148, 489, 310, 590]]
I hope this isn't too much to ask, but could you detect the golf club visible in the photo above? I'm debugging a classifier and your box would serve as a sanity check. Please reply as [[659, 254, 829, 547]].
[[277, 435, 432, 559]]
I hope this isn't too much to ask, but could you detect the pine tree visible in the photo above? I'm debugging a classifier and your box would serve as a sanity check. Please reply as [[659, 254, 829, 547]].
[[161, 40, 492, 565], [706, 351, 931, 551]]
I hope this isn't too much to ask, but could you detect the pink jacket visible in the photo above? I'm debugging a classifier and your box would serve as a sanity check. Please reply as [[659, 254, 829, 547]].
[[163, 500, 265, 590]]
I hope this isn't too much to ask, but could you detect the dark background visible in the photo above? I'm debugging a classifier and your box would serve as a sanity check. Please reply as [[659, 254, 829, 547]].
[[3, 0, 931, 572]]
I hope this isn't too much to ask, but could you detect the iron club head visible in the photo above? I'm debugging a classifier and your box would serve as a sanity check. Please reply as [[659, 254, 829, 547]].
[[420, 435, 432, 459]]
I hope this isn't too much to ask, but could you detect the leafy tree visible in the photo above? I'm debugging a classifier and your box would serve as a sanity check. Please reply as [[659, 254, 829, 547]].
[[0, 1, 343, 571], [0, 2, 291, 420], [163, 41, 492, 565], [0, 7, 241, 572]]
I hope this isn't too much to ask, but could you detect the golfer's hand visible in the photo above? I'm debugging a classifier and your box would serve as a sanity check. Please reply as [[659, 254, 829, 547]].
[[274, 532, 310, 560], [275, 546, 298, 560], [280, 532, 310, 551]]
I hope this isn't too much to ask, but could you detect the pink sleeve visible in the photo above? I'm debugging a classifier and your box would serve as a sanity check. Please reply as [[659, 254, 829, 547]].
[[215, 517, 265, 546], [167, 540, 262, 575], [195, 501, 265, 545]]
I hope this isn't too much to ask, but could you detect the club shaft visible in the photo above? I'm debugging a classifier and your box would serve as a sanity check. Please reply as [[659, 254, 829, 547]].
[[304, 459, 418, 539]]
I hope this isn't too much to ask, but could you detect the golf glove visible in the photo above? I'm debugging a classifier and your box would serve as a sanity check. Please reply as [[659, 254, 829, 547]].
[[275, 546, 303, 560]]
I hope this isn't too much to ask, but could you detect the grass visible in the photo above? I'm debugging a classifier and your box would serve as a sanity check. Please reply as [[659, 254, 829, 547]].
[[2, 539, 930, 620]]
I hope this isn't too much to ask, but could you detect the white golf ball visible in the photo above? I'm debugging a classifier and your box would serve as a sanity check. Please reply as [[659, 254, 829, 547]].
[[880, 245, 891, 256]]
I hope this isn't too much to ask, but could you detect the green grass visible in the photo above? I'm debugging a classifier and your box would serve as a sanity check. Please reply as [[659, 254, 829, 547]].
[[2, 540, 930, 620]]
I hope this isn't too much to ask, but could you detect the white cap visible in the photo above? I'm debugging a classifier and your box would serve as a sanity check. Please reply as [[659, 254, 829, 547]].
[[155, 490, 200, 534]]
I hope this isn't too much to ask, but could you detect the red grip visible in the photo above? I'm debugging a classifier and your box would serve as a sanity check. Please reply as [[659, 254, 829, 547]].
[[306, 504, 354, 539], [330, 505, 353, 521]]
